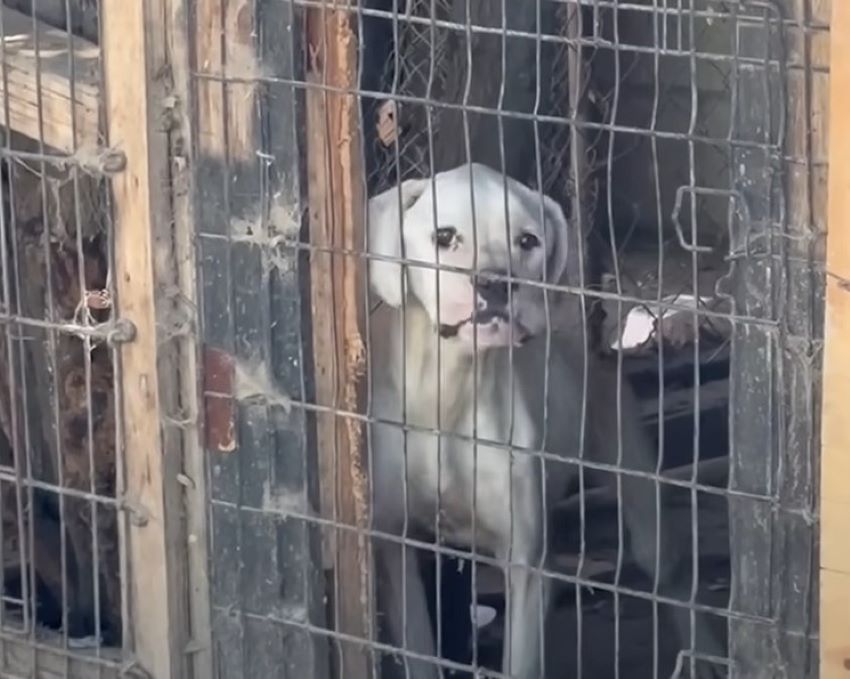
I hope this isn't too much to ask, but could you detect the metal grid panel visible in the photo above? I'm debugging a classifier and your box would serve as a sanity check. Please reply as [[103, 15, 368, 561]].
[[0, 1, 127, 676], [191, 0, 825, 678]]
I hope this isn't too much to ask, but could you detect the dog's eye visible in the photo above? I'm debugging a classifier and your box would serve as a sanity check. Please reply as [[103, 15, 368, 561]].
[[518, 233, 540, 251], [434, 226, 457, 249]]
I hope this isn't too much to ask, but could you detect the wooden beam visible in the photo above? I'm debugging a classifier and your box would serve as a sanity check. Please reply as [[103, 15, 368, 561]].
[[147, 0, 215, 675], [158, 0, 215, 671], [194, 0, 258, 163], [0, 5, 99, 152], [0, 629, 121, 679], [305, 3, 372, 677], [101, 0, 187, 675], [821, 1, 850, 676]]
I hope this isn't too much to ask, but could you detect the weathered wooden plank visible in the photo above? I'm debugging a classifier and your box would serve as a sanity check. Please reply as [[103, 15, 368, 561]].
[[101, 0, 186, 675], [726, 1, 823, 677], [147, 0, 215, 675], [0, 5, 99, 151], [821, 2, 850, 677], [194, 0, 257, 163], [305, 3, 372, 677], [193, 0, 330, 675]]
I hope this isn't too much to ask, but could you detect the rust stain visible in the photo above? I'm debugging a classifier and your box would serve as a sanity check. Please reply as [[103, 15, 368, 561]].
[[203, 346, 237, 453]]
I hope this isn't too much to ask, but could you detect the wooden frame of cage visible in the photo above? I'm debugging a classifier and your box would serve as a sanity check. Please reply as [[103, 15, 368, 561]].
[[304, 6, 372, 679], [822, 2, 850, 678], [0, 0, 845, 677], [0, 0, 210, 676], [102, 0, 199, 676]]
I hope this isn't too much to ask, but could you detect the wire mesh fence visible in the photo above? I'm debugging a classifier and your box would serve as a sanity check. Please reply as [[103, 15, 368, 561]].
[[0, 0, 828, 677], [0, 1, 127, 676], [191, 0, 824, 678]]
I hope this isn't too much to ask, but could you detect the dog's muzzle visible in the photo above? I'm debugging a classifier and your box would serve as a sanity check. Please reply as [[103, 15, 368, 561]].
[[438, 269, 528, 344], [438, 308, 509, 338], [438, 321, 463, 339], [439, 310, 529, 346]]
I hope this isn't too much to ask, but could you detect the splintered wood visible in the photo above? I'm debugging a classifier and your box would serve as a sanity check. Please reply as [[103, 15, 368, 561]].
[[0, 5, 100, 151], [306, 4, 372, 678]]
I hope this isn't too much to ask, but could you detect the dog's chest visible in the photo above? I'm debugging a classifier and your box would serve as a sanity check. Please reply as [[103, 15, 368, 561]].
[[386, 352, 537, 546], [368, 305, 577, 549]]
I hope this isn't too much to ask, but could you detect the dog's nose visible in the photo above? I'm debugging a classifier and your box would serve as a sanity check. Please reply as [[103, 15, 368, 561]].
[[475, 269, 517, 307]]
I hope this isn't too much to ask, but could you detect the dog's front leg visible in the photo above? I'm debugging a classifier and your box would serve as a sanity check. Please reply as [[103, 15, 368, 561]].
[[377, 538, 441, 679], [504, 558, 546, 679], [499, 464, 547, 679]]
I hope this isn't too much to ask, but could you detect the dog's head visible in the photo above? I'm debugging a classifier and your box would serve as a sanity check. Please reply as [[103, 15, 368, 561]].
[[368, 163, 569, 349]]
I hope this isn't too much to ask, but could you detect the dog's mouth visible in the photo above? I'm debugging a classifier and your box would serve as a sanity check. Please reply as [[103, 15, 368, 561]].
[[439, 311, 529, 345], [438, 322, 463, 339]]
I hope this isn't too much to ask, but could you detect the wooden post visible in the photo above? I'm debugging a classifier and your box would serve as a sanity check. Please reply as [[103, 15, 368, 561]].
[[149, 0, 216, 675], [161, 0, 216, 673], [821, 1, 850, 676], [305, 4, 372, 678], [101, 0, 190, 675]]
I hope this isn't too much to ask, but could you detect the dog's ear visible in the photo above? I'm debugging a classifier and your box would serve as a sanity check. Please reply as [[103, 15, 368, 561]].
[[515, 183, 571, 285], [367, 178, 430, 307]]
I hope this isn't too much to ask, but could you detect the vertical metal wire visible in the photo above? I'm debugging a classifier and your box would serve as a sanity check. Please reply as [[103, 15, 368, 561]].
[[725, 6, 741, 650], [426, 3, 444, 670], [291, 0, 318, 666], [26, 8, 49, 664], [530, 2, 551, 674], [387, 3, 412, 676], [215, 0, 247, 673], [604, 3, 625, 679], [568, 5, 592, 678], [794, 0, 821, 665], [57, 0, 81, 670], [66, 0, 107, 667], [460, 3, 480, 672], [352, 2, 378, 673], [649, 2, 665, 677], [496, 1, 518, 674], [761, 6, 780, 664], [686, 4, 701, 676]]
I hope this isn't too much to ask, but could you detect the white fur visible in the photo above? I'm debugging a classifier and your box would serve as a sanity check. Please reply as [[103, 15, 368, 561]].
[[366, 163, 722, 679], [367, 164, 568, 348]]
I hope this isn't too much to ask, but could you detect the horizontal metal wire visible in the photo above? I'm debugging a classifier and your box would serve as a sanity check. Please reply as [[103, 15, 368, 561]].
[[209, 495, 813, 599], [0, 315, 130, 342], [293, 1, 828, 71], [0, 468, 119, 507], [198, 232, 783, 327], [210, 603, 814, 679], [205, 389, 788, 507], [193, 72, 785, 152]]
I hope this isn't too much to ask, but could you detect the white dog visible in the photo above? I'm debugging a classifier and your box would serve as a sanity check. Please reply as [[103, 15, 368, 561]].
[[367, 163, 722, 679]]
